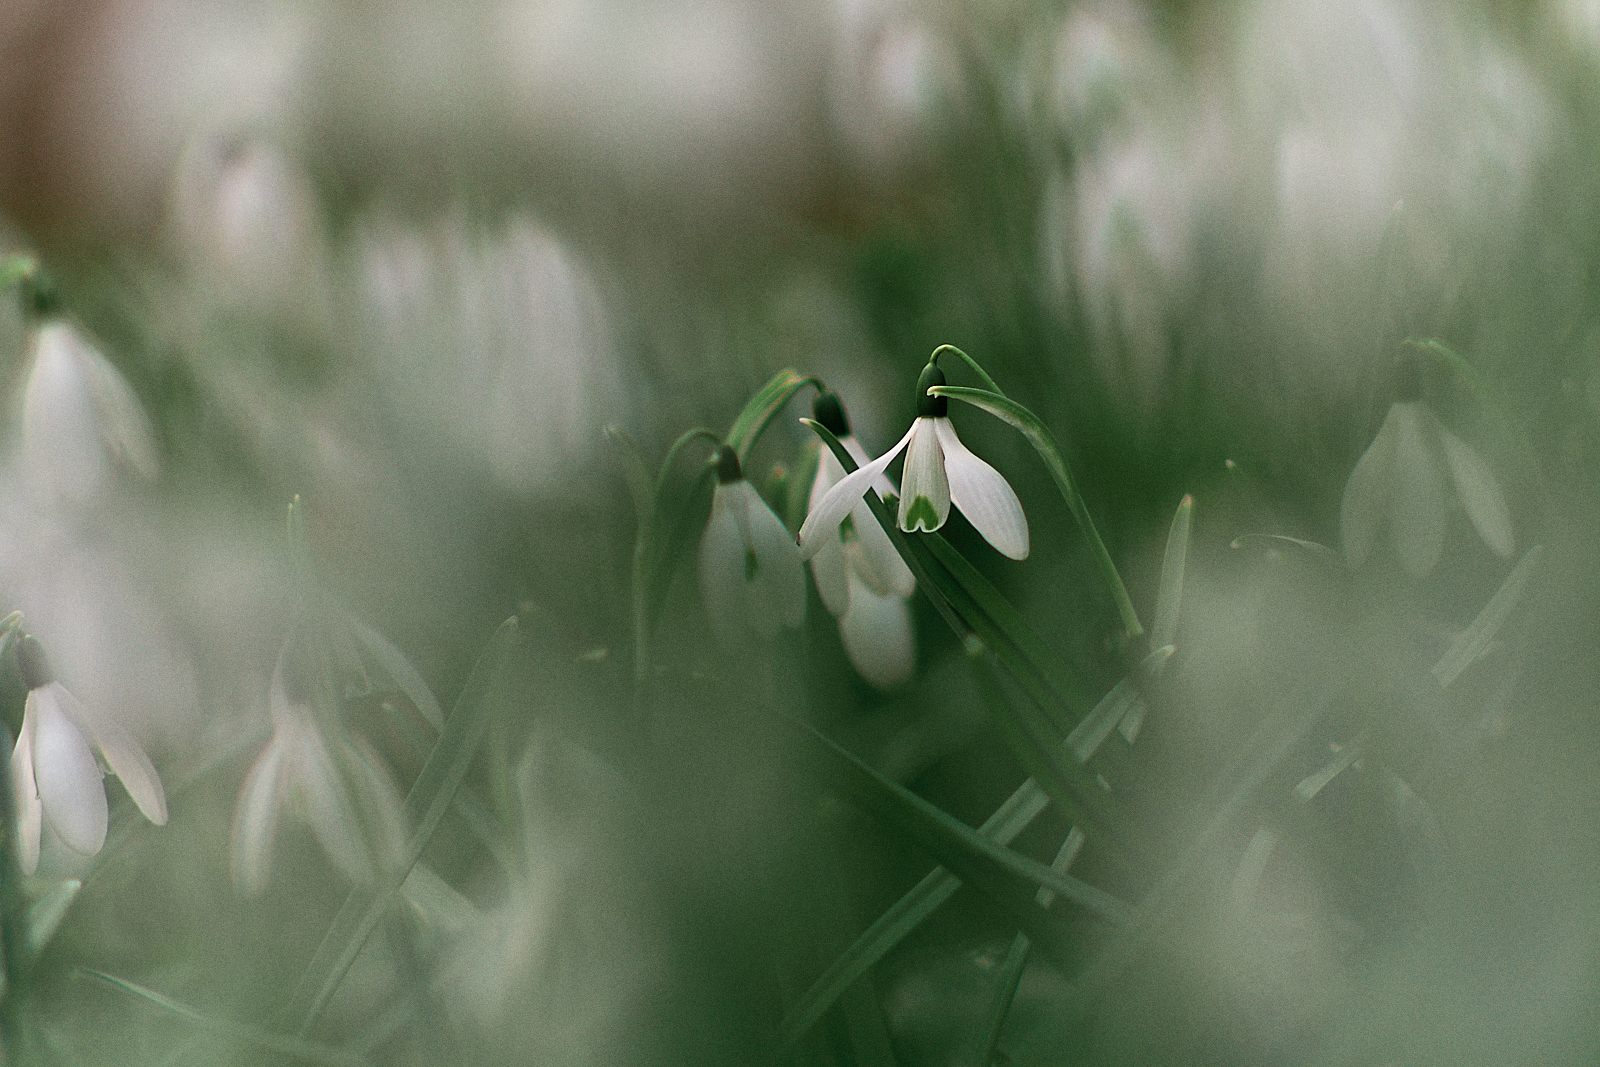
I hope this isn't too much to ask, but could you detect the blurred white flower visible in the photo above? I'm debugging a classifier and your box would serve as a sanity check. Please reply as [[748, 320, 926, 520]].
[[1340, 399, 1514, 576], [697, 445, 806, 647], [230, 641, 408, 897], [169, 132, 329, 326], [838, 571, 915, 690], [352, 213, 624, 497], [10, 635, 167, 876], [18, 321, 158, 505], [800, 365, 1029, 561], [829, 0, 960, 174], [434, 734, 645, 1062], [805, 392, 915, 689]]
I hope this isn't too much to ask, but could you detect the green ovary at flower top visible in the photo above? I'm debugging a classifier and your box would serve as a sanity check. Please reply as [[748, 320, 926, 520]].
[[799, 363, 1029, 562], [697, 443, 806, 647]]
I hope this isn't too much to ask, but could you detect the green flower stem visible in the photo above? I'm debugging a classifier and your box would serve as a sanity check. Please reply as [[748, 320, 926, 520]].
[[725, 369, 825, 463], [929, 384, 1144, 641], [929, 344, 1004, 396]]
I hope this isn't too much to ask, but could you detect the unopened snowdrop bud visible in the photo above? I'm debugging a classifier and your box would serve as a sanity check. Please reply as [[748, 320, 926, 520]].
[[799, 362, 1029, 561], [1340, 355, 1514, 577], [697, 445, 806, 648], [19, 321, 159, 505], [10, 635, 168, 876]]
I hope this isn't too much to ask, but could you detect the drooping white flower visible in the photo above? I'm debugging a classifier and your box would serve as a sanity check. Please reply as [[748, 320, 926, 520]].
[[697, 445, 806, 647], [1340, 399, 1514, 577], [230, 642, 409, 897], [805, 392, 916, 617], [805, 392, 916, 689], [838, 571, 915, 690], [799, 364, 1029, 561], [10, 636, 167, 876], [19, 321, 159, 505]]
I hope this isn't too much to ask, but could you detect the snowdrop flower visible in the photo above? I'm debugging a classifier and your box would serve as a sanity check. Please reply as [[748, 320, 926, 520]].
[[697, 445, 806, 648], [806, 392, 915, 689], [799, 363, 1029, 561], [230, 640, 408, 897], [806, 392, 917, 615], [1340, 363, 1514, 577], [10, 635, 167, 876], [19, 320, 158, 505]]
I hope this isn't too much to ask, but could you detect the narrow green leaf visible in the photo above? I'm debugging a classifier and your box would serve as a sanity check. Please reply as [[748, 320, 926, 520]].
[[966, 638, 1120, 850], [1294, 732, 1366, 801], [85, 970, 367, 1067], [1432, 545, 1542, 689], [603, 424, 655, 524], [1152, 496, 1191, 651], [726, 369, 821, 462], [789, 716, 1132, 930], [922, 532, 1090, 713], [930, 384, 1143, 639], [781, 669, 1147, 1050], [283, 617, 521, 1035], [970, 828, 1085, 1067], [25, 879, 80, 956]]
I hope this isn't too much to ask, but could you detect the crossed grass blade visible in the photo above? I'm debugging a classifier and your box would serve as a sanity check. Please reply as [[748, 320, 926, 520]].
[[280, 616, 520, 1036]]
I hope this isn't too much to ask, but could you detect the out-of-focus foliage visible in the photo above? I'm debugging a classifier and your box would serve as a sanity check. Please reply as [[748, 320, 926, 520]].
[[1, 0, 1599, 1064]]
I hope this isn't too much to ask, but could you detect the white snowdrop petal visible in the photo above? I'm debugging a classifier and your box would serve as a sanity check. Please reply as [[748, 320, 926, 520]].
[[295, 724, 374, 885], [231, 738, 288, 897], [349, 618, 445, 728], [743, 481, 807, 633], [799, 423, 916, 559], [844, 435, 898, 501], [935, 418, 1030, 560], [851, 498, 916, 597], [22, 325, 108, 502], [80, 344, 159, 479], [1388, 402, 1446, 578], [807, 454, 852, 616], [61, 688, 167, 826], [698, 484, 749, 647], [1437, 423, 1515, 559], [809, 532, 851, 617], [839, 573, 916, 690], [13, 706, 42, 875], [30, 685, 108, 857], [1340, 404, 1400, 569], [345, 736, 411, 876], [897, 419, 950, 533]]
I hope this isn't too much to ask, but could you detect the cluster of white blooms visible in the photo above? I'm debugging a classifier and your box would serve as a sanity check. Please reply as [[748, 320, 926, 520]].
[[697, 361, 1031, 690]]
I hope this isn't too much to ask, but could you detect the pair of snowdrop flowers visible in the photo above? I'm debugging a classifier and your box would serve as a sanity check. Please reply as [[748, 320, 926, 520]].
[[1340, 361, 1513, 577], [696, 363, 1030, 687], [10, 632, 168, 876]]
